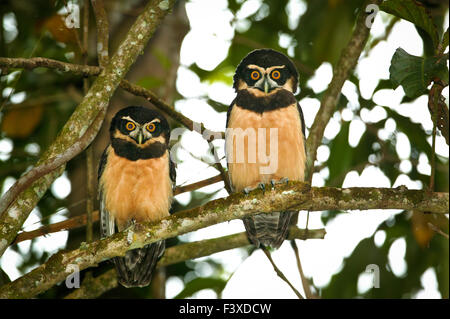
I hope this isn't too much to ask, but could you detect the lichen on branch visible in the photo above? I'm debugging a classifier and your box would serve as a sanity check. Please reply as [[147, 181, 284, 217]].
[[0, 181, 447, 299]]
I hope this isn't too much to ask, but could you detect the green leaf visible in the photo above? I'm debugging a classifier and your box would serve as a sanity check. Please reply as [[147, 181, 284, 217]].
[[203, 66, 235, 86], [380, 0, 440, 48], [174, 277, 227, 299], [389, 48, 449, 98], [189, 62, 235, 86], [373, 79, 394, 93]]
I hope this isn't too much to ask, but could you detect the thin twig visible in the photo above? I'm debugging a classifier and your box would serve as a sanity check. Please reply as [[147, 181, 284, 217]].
[[0, 32, 44, 114], [427, 222, 449, 239], [430, 109, 437, 190], [262, 248, 304, 299], [82, 0, 95, 246], [174, 174, 223, 195], [0, 57, 100, 75], [291, 240, 314, 298], [209, 142, 232, 194], [0, 57, 226, 141], [13, 211, 100, 245]]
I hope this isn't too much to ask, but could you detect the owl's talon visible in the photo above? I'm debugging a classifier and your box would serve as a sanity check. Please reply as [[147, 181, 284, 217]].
[[270, 178, 289, 188], [243, 182, 266, 195], [259, 183, 266, 194]]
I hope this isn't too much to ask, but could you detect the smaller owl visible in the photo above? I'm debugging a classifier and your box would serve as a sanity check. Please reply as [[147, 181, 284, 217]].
[[98, 106, 176, 288]]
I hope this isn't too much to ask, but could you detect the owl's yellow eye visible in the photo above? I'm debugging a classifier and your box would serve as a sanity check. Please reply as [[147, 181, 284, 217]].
[[126, 122, 136, 131], [146, 123, 156, 133], [250, 70, 260, 80], [271, 70, 281, 80]]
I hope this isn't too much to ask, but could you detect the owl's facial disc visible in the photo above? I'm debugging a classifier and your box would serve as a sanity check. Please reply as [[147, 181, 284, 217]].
[[247, 65, 286, 94], [121, 116, 161, 145]]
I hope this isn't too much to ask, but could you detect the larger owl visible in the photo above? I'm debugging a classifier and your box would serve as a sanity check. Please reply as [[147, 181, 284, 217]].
[[98, 106, 176, 287], [225, 49, 306, 249]]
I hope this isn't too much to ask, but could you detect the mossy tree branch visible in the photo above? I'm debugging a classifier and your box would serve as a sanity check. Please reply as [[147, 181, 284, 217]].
[[0, 181, 447, 298], [0, 0, 176, 257], [64, 226, 324, 299]]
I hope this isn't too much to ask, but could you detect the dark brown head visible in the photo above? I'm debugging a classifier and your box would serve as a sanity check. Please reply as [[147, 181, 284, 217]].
[[109, 106, 170, 161], [233, 49, 299, 94]]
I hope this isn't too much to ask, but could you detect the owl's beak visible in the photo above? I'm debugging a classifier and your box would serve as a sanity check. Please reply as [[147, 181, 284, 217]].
[[264, 78, 270, 94], [137, 130, 144, 145], [255, 76, 272, 94]]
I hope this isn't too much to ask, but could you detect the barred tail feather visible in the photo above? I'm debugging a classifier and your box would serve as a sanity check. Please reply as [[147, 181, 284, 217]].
[[243, 211, 294, 249], [113, 240, 165, 288]]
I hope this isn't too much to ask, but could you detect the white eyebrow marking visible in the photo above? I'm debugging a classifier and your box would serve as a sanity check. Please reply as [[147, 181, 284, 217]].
[[149, 118, 161, 124], [266, 65, 286, 73], [247, 64, 286, 74], [247, 64, 265, 73], [121, 116, 136, 122]]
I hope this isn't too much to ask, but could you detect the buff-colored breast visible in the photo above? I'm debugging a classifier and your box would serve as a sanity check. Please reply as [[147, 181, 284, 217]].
[[100, 146, 173, 229], [226, 104, 306, 191]]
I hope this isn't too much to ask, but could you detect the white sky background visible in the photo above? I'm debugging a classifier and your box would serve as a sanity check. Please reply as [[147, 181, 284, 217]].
[[0, 0, 449, 299]]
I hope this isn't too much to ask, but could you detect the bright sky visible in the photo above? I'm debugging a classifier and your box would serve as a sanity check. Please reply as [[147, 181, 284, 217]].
[[1, 0, 448, 299]]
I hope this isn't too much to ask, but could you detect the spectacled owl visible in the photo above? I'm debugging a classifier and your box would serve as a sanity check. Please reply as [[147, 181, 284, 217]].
[[98, 106, 176, 287], [225, 49, 306, 249]]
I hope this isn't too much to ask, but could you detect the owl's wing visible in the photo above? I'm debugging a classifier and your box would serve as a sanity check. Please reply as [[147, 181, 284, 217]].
[[225, 98, 236, 129], [98, 146, 115, 238], [297, 101, 306, 149], [224, 99, 237, 192], [169, 156, 177, 192]]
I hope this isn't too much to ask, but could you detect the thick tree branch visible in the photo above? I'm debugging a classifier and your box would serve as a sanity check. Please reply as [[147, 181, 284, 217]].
[[64, 226, 324, 299], [0, 182, 447, 298], [0, 0, 176, 258], [305, 0, 383, 181]]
